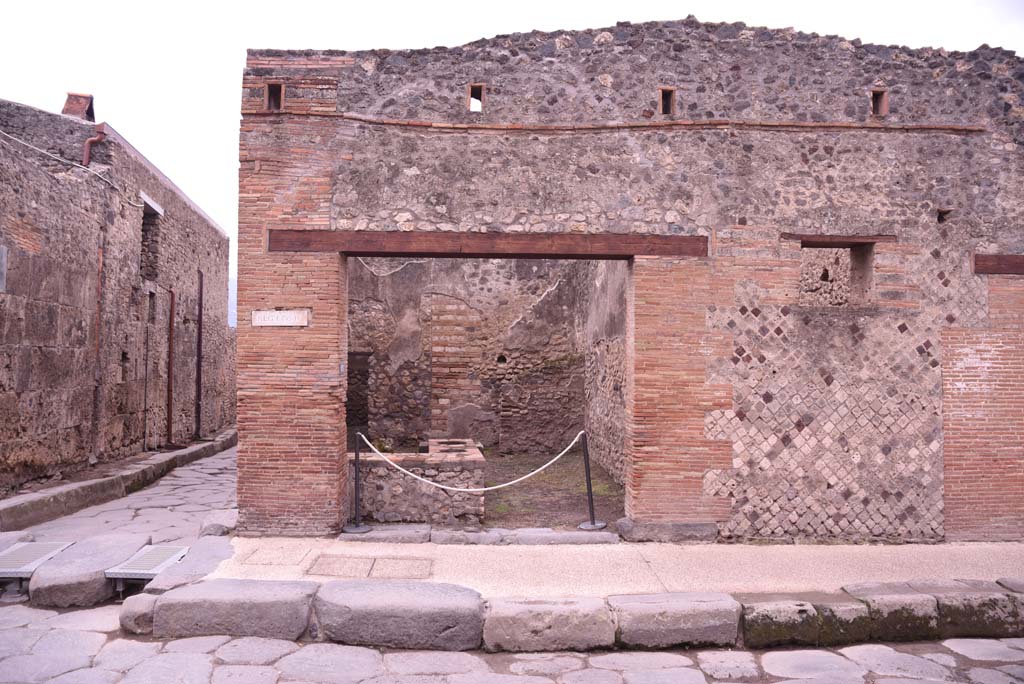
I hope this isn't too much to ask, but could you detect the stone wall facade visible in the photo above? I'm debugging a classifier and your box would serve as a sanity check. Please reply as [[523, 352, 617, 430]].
[[0, 96, 235, 495], [237, 17, 1023, 540]]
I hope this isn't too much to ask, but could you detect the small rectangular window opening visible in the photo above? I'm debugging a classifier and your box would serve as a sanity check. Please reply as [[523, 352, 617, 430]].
[[266, 83, 283, 111], [147, 291, 156, 324], [659, 87, 676, 116], [937, 208, 953, 224], [871, 89, 889, 117], [798, 243, 874, 306], [140, 204, 161, 280], [468, 84, 484, 112]]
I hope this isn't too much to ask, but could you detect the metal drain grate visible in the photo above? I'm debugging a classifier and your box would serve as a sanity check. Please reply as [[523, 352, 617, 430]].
[[0, 542, 74, 579], [105, 545, 188, 580]]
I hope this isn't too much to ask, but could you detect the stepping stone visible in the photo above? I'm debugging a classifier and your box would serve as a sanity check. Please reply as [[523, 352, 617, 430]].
[[315, 580, 484, 650], [589, 653, 694, 670], [215, 636, 299, 664], [696, 650, 759, 679], [122, 653, 214, 684], [276, 643, 382, 684], [154, 578, 318, 639], [839, 644, 954, 681], [384, 651, 491, 674], [120, 591, 157, 634], [943, 639, 1024, 662], [29, 533, 151, 608], [94, 639, 163, 671], [607, 592, 740, 648], [484, 597, 615, 652], [761, 650, 868, 680]]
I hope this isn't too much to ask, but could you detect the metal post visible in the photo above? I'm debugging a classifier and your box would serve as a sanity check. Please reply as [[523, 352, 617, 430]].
[[578, 432, 607, 531], [342, 432, 371, 534]]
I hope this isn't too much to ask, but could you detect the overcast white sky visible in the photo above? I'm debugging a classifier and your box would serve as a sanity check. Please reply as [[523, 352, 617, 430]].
[[3, 0, 1023, 277]]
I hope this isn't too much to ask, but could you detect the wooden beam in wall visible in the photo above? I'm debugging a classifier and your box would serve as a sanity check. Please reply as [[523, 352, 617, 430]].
[[974, 253, 1024, 275], [779, 233, 898, 248], [267, 229, 708, 259]]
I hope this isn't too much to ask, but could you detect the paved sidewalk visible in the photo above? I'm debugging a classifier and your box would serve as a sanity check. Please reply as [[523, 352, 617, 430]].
[[22, 448, 236, 545], [10, 446, 1024, 599], [214, 536, 1024, 598], [2, 602, 1024, 684]]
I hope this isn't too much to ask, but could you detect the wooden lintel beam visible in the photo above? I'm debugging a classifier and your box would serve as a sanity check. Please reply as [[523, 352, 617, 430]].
[[779, 233, 898, 248], [267, 229, 708, 259], [974, 253, 1024, 275]]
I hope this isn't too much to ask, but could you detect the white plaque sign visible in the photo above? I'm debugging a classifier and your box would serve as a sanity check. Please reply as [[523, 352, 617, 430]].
[[251, 309, 310, 327]]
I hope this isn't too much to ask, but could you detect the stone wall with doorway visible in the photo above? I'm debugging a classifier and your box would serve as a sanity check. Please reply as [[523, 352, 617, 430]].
[[238, 17, 1024, 539]]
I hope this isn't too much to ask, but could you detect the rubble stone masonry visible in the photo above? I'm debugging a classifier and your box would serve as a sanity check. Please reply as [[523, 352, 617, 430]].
[[0, 97, 235, 494], [238, 17, 1023, 539]]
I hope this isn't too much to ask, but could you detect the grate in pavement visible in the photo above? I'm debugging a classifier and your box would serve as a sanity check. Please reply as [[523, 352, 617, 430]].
[[0, 542, 74, 579], [105, 544, 188, 580]]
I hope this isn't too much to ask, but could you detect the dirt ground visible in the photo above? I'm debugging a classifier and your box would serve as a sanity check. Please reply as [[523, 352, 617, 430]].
[[482, 444, 625, 530]]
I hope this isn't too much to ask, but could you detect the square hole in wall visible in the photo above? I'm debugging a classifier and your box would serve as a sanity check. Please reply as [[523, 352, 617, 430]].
[[799, 244, 874, 306], [468, 84, 484, 112], [659, 87, 676, 115], [266, 83, 283, 111], [871, 88, 889, 117]]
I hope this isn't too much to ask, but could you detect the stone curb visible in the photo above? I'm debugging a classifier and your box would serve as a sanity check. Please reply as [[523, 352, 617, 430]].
[[0, 428, 238, 531], [341, 523, 621, 545], [130, 575, 1024, 653]]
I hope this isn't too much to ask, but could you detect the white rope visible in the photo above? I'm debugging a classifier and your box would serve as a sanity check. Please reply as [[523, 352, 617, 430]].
[[357, 431, 584, 493], [0, 127, 145, 207]]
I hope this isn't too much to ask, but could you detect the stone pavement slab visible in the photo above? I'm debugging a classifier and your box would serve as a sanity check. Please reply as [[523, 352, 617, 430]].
[[275, 643, 383, 683], [29, 532, 151, 607]]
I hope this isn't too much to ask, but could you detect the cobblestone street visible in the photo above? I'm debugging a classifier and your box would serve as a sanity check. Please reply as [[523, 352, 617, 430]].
[[21, 449, 236, 545], [1, 598, 1024, 684]]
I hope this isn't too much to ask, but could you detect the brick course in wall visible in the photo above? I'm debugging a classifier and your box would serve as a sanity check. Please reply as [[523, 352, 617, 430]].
[[238, 17, 1023, 539]]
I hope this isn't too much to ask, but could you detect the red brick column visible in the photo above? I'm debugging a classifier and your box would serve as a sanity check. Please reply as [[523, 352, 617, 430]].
[[623, 256, 732, 540], [236, 252, 348, 535]]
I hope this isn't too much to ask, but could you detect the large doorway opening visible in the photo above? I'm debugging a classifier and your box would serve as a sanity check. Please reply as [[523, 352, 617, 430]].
[[346, 256, 627, 529]]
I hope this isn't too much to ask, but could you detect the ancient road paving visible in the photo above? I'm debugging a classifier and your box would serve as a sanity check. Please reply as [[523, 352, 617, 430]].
[[2, 601, 1024, 683], [23, 448, 236, 545]]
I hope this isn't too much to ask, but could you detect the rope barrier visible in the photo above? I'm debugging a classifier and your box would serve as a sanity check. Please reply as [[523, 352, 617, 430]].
[[356, 431, 584, 493]]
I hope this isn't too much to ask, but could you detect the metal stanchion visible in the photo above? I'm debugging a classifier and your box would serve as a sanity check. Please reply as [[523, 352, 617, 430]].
[[578, 432, 607, 531], [342, 432, 371, 534]]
